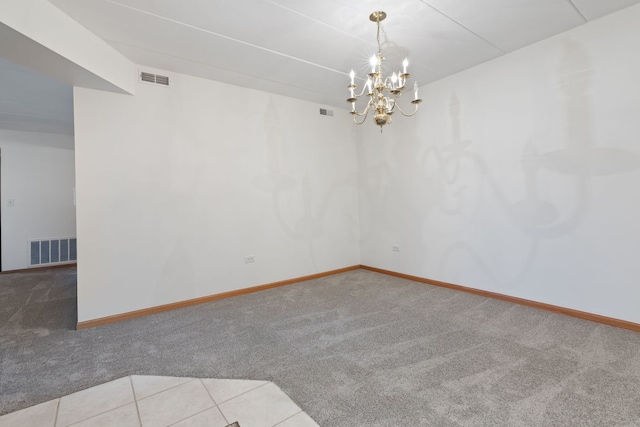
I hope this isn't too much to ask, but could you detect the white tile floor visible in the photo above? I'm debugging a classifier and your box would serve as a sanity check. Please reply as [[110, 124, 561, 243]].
[[0, 376, 319, 427]]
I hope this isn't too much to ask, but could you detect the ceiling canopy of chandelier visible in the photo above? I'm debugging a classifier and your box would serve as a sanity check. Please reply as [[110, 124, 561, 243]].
[[347, 11, 422, 132]]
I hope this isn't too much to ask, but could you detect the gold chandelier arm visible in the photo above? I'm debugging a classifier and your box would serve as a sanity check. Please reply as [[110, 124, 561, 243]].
[[351, 98, 373, 117], [355, 84, 371, 97], [352, 104, 371, 125], [351, 100, 372, 125], [393, 100, 421, 117]]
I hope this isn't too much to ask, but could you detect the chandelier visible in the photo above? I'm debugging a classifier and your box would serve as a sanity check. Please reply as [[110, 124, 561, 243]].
[[347, 11, 422, 132]]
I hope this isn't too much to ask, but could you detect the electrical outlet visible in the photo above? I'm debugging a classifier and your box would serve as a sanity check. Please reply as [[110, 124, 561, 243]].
[[7, 199, 15, 207], [392, 244, 400, 252], [244, 255, 255, 263]]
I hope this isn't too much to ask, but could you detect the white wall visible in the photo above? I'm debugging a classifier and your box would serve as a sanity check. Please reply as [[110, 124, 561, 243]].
[[74, 69, 359, 322], [0, 129, 76, 271], [358, 5, 640, 323]]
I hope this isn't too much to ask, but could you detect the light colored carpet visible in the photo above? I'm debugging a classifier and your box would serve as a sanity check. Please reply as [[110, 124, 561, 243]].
[[1, 267, 640, 426]]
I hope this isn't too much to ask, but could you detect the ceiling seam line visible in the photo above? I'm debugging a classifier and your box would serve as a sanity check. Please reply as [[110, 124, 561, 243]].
[[416, 0, 507, 54], [567, 0, 589, 22], [108, 40, 355, 95], [263, 0, 373, 45], [102, 0, 350, 76]]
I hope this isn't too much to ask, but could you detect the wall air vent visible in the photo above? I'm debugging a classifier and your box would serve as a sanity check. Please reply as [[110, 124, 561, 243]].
[[29, 238, 77, 266], [140, 71, 170, 86], [319, 108, 334, 117]]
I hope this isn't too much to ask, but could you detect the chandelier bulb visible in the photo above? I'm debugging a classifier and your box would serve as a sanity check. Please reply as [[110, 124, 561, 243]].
[[403, 58, 408, 74]]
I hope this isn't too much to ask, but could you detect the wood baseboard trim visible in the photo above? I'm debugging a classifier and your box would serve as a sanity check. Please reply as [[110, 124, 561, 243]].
[[0, 263, 77, 275], [76, 265, 360, 330], [76, 264, 640, 333], [360, 265, 640, 333]]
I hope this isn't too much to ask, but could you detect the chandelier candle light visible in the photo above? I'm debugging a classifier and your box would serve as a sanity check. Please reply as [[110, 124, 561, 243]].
[[347, 11, 422, 132]]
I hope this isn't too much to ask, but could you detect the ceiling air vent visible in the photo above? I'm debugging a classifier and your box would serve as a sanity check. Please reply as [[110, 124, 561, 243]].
[[319, 108, 333, 117], [140, 71, 170, 86]]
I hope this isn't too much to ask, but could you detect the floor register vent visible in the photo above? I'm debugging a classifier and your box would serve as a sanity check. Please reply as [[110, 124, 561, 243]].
[[140, 71, 170, 86], [29, 238, 77, 266]]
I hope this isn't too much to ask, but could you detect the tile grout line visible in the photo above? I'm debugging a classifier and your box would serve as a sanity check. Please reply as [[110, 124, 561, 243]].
[[199, 379, 230, 425], [129, 376, 144, 427], [271, 409, 303, 427], [65, 402, 135, 426], [63, 390, 136, 426], [4, 377, 277, 426], [165, 404, 218, 427], [133, 376, 197, 401], [134, 377, 215, 425], [52, 398, 60, 427], [215, 381, 271, 405], [163, 380, 218, 427]]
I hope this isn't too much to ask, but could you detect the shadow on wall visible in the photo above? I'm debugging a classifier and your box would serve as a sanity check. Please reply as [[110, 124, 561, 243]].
[[360, 40, 640, 286], [357, 112, 439, 251], [440, 40, 640, 286], [252, 98, 358, 270]]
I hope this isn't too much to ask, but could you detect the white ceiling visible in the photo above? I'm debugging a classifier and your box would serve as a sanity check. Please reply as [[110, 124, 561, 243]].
[[0, 57, 74, 135], [2, 0, 640, 134]]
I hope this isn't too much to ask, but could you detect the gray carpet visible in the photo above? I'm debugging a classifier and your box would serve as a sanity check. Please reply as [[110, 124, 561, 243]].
[[1, 267, 640, 426]]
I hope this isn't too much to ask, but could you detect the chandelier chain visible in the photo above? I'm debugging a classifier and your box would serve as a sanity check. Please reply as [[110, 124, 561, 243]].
[[376, 18, 382, 56]]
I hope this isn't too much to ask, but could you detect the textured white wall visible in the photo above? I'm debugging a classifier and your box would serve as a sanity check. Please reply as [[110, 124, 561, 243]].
[[0, 129, 76, 271], [358, 5, 640, 323], [74, 70, 359, 322]]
